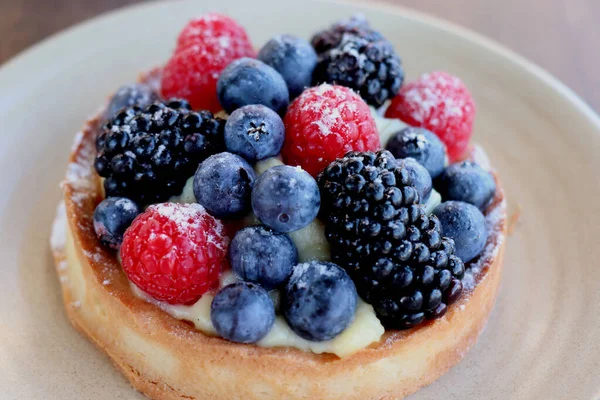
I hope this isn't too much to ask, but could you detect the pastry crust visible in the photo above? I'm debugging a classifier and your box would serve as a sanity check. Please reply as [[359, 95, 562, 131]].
[[53, 88, 506, 400]]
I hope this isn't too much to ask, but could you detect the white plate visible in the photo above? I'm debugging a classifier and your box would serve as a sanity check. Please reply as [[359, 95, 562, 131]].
[[0, 0, 599, 399]]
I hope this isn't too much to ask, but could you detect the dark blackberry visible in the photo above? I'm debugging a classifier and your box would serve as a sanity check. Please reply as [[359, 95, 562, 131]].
[[312, 31, 404, 108], [310, 15, 384, 54], [95, 99, 225, 205], [317, 150, 465, 329]]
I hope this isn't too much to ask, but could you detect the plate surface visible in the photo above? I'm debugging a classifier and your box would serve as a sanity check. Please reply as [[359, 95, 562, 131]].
[[0, 0, 599, 399]]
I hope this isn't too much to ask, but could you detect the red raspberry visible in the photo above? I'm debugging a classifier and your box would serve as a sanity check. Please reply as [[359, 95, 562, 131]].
[[120, 203, 229, 305], [176, 13, 254, 54], [160, 14, 254, 112], [282, 84, 380, 177], [385, 72, 476, 162]]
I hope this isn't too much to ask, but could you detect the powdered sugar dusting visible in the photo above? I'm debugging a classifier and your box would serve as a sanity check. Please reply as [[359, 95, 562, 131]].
[[70, 192, 88, 206], [149, 203, 228, 252], [401, 72, 469, 124], [65, 156, 92, 187], [301, 84, 358, 137], [289, 261, 340, 290], [175, 13, 250, 60], [327, 33, 368, 69], [312, 83, 350, 97], [51, 202, 67, 251], [83, 249, 104, 263], [115, 198, 137, 212], [313, 107, 342, 136], [184, 15, 233, 52], [218, 36, 231, 48], [71, 131, 84, 152], [62, 116, 102, 207], [152, 203, 204, 229]]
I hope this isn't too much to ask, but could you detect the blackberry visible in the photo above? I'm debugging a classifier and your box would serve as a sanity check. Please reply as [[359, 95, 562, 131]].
[[94, 99, 225, 205], [310, 15, 384, 54], [312, 30, 404, 108], [317, 150, 465, 329]]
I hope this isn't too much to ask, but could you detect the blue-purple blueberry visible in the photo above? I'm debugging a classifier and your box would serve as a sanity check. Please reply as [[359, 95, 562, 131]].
[[93, 197, 140, 249], [386, 127, 446, 178], [257, 35, 318, 99], [435, 161, 496, 210], [251, 165, 320, 233], [217, 58, 289, 115], [397, 157, 432, 203], [283, 261, 357, 341], [193, 152, 257, 219], [229, 225, 297, 290], [211, 282, 275, 343], [433, 201, 487, 263], [106, 84, 157, 120], [224, 105, 285, 162]]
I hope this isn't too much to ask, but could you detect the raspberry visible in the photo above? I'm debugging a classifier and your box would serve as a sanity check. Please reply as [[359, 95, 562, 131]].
[[120, 203, 229, 305], [176, 13, 254, 55], [385, 72, 475, 162], [161, 14, 254, 112], [281, 84, 380, 177]]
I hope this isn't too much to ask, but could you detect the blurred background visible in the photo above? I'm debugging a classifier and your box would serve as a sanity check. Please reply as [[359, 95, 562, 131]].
[[1, 0, 598, 110]]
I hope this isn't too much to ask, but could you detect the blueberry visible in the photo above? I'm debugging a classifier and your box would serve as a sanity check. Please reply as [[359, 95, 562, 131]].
[[217, 58, 290, 115], [435, 161, 496, 210], [211, 282, 275, 343], [106, 84, 157, 120], [283, 261, 357, 341], [229, 226, 297, 290], [433, 201, 487, 263], [258, 35, 318, 99], [193, 152, 257, 219], [224, 105, 285, 162], [93, 197, 140, 249], [386, 127, 446, 178], [397, 157, 432, 203], [251, 165, 320, 232]]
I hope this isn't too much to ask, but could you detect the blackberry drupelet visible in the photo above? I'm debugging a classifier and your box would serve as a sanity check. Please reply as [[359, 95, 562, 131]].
[[317, 150, 465, 329], [312, 32, 404, 108], [94, 99, 226, 205]]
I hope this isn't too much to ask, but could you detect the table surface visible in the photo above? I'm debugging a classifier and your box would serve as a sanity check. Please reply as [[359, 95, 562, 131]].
[[1, 0, 598, 111]]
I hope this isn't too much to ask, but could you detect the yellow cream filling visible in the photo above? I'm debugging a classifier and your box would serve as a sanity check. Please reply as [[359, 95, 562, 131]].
[[64, 224, 383, 358]]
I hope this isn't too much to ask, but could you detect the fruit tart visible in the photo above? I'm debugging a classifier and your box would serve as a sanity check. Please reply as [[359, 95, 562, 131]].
[[51, 13, 507, 400]]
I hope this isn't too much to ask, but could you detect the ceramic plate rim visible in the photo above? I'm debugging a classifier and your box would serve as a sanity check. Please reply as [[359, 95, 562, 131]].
[[1, 0, 598, 129], [1, 1, 599, 399]]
